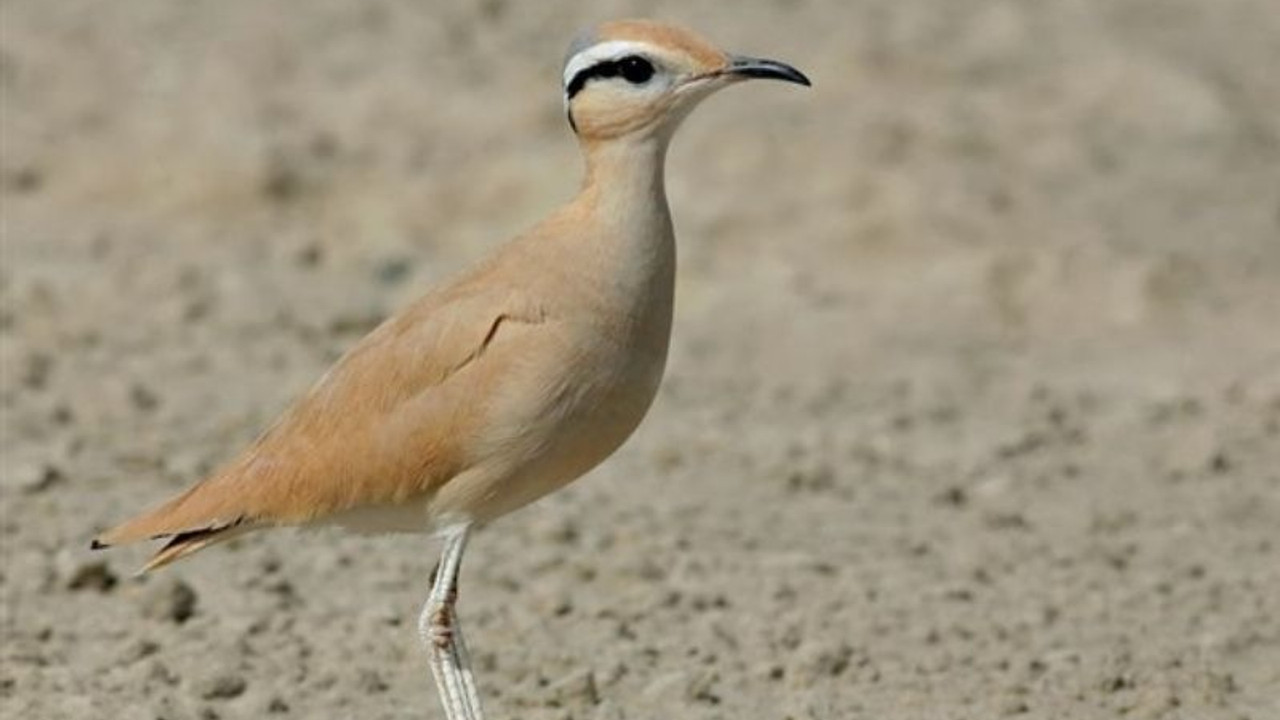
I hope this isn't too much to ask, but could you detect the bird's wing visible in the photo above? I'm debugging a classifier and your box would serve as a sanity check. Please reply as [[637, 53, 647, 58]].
[[94, 274, 546, 553]]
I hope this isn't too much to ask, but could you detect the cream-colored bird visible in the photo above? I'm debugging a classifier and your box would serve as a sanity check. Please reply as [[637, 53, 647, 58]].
[[93, 19, 808, 720]]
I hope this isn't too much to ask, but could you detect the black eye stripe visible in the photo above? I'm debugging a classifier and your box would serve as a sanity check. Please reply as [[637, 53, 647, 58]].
[[565, 55, 655, 99], [565, 63, 614, 99]]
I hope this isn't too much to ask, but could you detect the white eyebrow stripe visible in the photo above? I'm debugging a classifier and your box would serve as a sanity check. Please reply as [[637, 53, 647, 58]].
[[562, 40, 659, 90]]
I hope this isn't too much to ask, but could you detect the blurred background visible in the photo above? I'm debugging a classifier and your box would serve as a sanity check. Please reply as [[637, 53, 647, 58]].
[[3, 1, 1278, 718]]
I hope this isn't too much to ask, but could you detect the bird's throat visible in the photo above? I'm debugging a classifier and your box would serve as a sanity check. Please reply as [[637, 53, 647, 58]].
[[581, 134, 671, 220]]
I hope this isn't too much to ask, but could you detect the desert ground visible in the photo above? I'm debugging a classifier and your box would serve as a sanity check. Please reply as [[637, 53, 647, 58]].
[[3, 1, 1279, 718]]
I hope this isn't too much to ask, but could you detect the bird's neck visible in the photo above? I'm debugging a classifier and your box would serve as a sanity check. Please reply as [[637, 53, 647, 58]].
[[562, 132, 677, 319], [577, 133, 673, 233]]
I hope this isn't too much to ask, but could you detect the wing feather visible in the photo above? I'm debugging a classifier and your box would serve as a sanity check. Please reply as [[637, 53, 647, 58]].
[[94, 274, 545, 556]]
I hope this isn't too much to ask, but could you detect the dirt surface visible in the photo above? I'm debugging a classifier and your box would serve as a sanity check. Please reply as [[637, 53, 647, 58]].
[[3, 1, 1279, 719]]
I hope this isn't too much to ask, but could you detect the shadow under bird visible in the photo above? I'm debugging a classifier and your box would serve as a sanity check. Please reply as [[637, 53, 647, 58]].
[[93, 19, 809, 720]]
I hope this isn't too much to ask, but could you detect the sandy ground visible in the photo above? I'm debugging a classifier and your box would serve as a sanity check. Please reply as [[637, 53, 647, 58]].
[[3, 1, 1280, 718]]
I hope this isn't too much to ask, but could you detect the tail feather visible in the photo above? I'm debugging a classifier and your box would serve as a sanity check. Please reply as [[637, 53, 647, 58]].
[[136, 524, 248, 573], [92, 479, 248, 549], [93, 486, 203, 547], [91, 483, 254, 573]]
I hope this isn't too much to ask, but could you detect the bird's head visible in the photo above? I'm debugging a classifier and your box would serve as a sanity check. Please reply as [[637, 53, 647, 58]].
[[562, 20, 810, 142]]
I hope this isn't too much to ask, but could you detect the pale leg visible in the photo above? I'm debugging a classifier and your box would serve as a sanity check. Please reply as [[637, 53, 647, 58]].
[[418, 524, 484, 720], [451, 602, 484, 714]]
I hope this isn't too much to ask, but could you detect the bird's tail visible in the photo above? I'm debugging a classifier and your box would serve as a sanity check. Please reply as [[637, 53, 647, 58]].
[[153, 524, 248, 573], [91, 483, 252, 574]]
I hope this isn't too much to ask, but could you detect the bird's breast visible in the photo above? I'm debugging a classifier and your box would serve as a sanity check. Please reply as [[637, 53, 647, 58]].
[[547, 220, 675, 443], [547, 277, 674, 468]]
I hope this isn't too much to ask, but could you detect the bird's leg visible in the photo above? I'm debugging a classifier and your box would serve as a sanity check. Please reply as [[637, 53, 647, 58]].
[[418, 524, 484, 720], [421, 572, 468, 720], [449, 594, 484, 715], [432, 579, 483, 717]]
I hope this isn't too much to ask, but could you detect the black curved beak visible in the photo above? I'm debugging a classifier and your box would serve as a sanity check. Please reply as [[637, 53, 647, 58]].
[[726, 55, 811, 87]]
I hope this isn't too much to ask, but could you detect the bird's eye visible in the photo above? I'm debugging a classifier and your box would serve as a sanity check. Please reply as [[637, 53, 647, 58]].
[[617, 56, 655, 84]]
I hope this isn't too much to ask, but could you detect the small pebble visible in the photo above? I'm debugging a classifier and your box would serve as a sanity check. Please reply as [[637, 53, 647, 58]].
[[356, 668, 389, 694], [197, 672, 248, 701], [120, 638, 161, 663], [11, 462, 63, 495], [140, 578, 198, 624], [65, 561, 117, 593], [130, 383, 160, 412], [3, 166, 44, 194], [548, 669, 599, 707], [375, 257, 413, 285]]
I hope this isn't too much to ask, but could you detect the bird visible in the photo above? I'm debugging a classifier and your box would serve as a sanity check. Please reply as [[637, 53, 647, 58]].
[[92, 19, 809, 720]]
